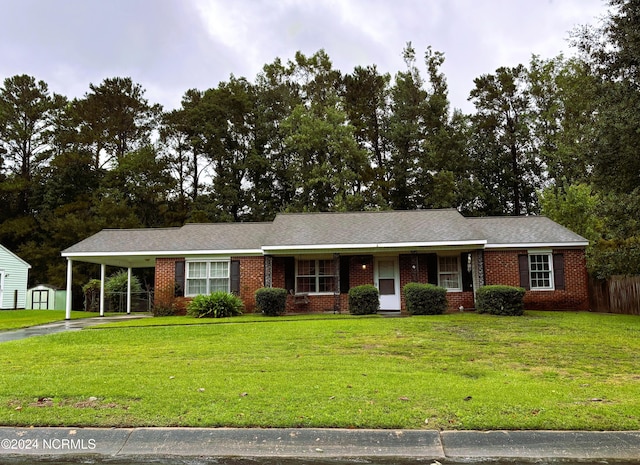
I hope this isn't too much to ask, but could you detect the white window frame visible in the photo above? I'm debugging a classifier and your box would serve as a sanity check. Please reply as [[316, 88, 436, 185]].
[[185, 259, 230, 296], [528, 252, 554, 290], [438, 254, 462, 291], [296, 258, 336, 294]]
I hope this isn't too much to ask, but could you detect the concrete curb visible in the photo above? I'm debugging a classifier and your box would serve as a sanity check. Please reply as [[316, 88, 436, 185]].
[[1, 427, 639, 463]]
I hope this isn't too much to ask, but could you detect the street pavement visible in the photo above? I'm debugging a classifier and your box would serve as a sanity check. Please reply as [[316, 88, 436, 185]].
[[0, 427, 639, 463]]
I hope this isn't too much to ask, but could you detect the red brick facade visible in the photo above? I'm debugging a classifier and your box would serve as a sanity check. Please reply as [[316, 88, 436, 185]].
[[155, 248, 589, 314], [154, 255, 264, 314], [483, 248, 589, 311]]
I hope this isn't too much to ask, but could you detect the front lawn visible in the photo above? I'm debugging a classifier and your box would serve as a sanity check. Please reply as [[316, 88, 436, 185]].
[[0, 311, 638, 430], [0, 310, 101, 331]]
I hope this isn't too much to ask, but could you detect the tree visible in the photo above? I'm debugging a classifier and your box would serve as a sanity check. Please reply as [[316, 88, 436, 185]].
[[280, 52, 369, 211], [572, 0, 640, 194], [528, 55, 598, 189], [386, 44, 430, 209], [0, 75, 58, 215], [342, 65, 391, 206], [74, 77, 161, 170], [246, 57, 302, 219], [540, 183, 601, 243], [469, 64, 541, 215]]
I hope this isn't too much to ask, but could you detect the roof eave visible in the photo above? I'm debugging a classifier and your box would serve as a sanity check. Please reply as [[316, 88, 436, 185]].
[[484, 242, 589, 249]]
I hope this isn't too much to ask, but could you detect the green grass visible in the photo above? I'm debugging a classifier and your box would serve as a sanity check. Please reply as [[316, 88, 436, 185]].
[[0, 311, 638, 430], [0, 310, 102, 330]]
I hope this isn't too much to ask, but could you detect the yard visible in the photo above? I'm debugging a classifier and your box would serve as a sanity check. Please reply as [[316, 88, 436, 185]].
[[0, 311, 638, 430], [0, 310, 101, 331]]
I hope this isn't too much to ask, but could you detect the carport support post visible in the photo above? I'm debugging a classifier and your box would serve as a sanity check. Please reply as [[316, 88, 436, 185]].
[[65, 259, 73, 320], [100, 264, 106, 317], [127, 267, 132, 314]]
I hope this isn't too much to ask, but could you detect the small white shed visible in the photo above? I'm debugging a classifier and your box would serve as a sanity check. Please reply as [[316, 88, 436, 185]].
[[27, 284, 67, 310], [0, 244, 31, 309]]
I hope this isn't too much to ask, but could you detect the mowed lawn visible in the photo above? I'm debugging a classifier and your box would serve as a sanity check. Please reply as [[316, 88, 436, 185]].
[[0, 311, 638, 430], [0, 310, 101, 330]]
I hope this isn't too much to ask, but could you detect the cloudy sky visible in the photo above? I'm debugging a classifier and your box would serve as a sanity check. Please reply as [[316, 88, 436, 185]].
[[1, 0, 609, 113]]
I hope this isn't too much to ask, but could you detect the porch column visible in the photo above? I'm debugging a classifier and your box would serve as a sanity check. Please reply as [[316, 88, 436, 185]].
[[333, 253, 340, 313], [264, 255, 273, 288], [126, 267, 132, 314], [65, 259, 73, 320], [100, 264, 106, 317]]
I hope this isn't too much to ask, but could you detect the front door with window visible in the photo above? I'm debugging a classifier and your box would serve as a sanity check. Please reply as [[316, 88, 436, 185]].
[[376, 257, 400, 311]]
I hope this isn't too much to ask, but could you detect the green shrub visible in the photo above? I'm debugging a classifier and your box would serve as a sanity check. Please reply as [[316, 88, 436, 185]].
[[476, 285, 526, 316], [348, 284, 379, 315], [403, 282, 448, 315], [82, 279, 101, 312], [255, 287, 288, 316], [104, 270, 143, 312], [186, 292, 244, 318]]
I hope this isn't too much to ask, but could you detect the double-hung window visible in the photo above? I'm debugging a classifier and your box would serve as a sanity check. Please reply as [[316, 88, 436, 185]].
[[296, 259, 335, 293], [529, 253, 553, 290], [438, 255, 461, 291], [186, 260, 230, 296]]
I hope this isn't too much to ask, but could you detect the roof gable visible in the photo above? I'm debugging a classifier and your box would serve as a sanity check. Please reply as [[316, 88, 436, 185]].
[[0, 244, 31, 269]]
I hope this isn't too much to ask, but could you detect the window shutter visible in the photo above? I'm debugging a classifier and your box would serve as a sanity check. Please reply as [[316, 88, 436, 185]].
[[553, 254, 565, 290], [340, 256, 350, 294], [426, 253, 438, 285], [461, 252, 473, 292], [518, 254, 530, 290], [230, 260, 240, 295], [174, 260, 185, 297], [284, 257, 295, 292]]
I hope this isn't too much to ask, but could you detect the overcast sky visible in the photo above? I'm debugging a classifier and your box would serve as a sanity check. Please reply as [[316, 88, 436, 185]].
[[0, 0, 609, 113]]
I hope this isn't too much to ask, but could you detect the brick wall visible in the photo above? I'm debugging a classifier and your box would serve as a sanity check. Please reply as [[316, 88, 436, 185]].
[[484, 248, 589, 310], [236, 256, 264, 313], [154, 256, 265, 314]]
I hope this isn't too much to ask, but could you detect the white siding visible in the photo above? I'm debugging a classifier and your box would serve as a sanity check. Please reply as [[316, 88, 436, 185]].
[[0, 245, 31, 309]]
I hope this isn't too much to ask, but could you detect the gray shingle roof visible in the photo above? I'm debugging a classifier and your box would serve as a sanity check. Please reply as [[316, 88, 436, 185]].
[[62, 210, 588, 261], [467, 216, 588, 247], [264, 209, 485, 248], [63, 222, 272, 255]]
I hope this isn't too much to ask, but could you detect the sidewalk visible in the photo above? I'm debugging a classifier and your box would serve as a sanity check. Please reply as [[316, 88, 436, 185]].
[[1, 427, 639, 463]]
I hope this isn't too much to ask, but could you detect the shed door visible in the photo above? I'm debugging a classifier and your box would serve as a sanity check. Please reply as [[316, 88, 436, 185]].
[[0, 271, 4, 309], [376, 257, 400, 311], [32, 290, 49, 310]]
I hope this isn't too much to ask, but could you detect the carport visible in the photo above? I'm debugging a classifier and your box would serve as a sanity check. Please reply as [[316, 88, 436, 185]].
[[60, 228, 174, 319]]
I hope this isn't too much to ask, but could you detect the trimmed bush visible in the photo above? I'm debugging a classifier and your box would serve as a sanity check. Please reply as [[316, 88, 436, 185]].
[[186, 291, 244, 318], [476, 285, 526, 316], [255, 287, 288, 316], [348, 284, 379, 315], [403, 282, 448, 315]]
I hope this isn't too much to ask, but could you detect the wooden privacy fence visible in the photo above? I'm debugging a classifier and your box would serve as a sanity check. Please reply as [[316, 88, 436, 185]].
[[589, 275, 640, 315]]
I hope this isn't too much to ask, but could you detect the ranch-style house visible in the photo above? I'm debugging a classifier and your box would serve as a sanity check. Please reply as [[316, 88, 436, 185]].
[[61, 209, 590, 317]]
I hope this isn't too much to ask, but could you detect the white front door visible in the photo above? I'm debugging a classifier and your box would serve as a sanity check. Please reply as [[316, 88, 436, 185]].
[[376, 257, 400, 311]]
